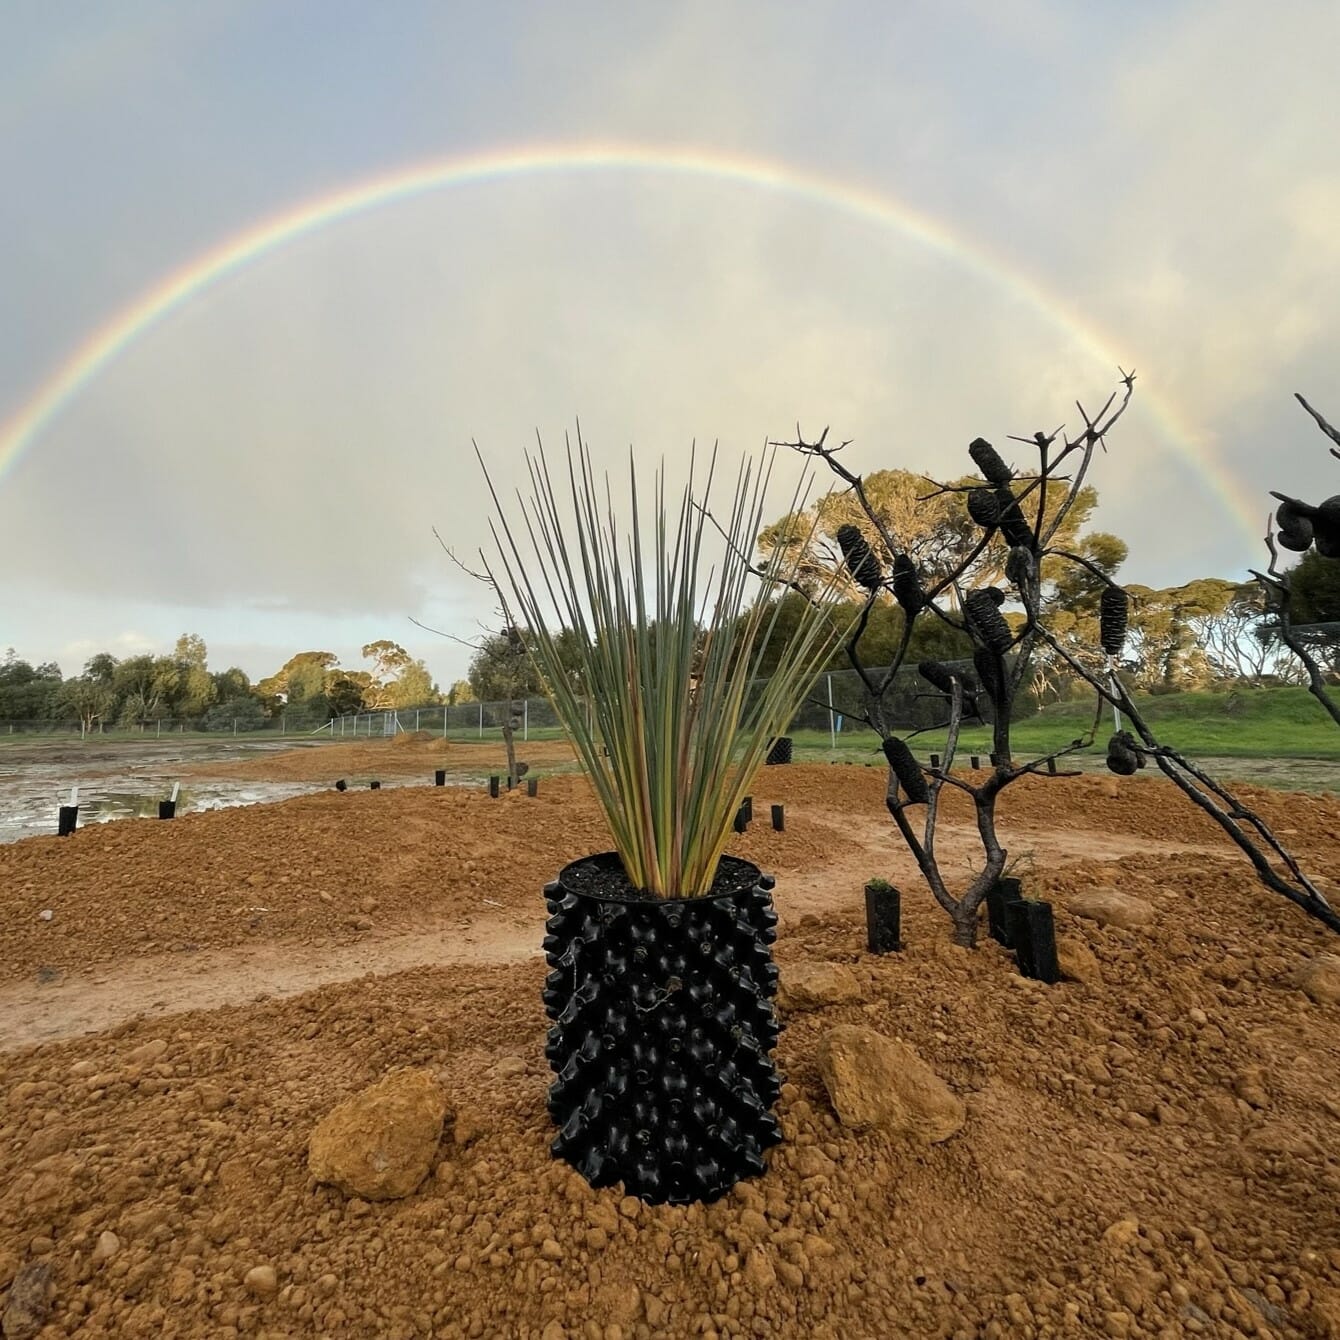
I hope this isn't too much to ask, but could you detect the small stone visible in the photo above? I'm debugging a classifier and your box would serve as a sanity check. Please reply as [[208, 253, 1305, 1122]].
[[1295, 954, 1340, 1005], [318, 892, 334, 904], [493, 1057, 527, 1078], [38, 910, 53, 922], [1101, 1217, 1141, 1250], [126, 1039, 168, 1066], [540, 1239, 563, 1261], [244, 1265, 278, 1299], [1, 1261, 53, 1340], [776, 962, 862, 1014], [90, 1231, 121, 1265], [792, 1145, 835, 1179], [815, 1025, 965, 1141], [743, 1247, 776, 1293], [1066, 888, 1155, 930], [1055, 936, 1101, 985], [541, 1322, 566, 1340], [359, 896, 378, 914], [351, 918, 373, 932]]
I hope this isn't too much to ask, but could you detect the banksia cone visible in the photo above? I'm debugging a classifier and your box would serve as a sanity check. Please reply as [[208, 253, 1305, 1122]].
[[969, 437, 1013, 486], [918, 660, 957, 695], [1099, 586, 1129, 656], [882, 736, 929, 804], [966, 488, 1000, 529], [1275, 499, 1314, 553], [891, 553, 927, 615], [994, 486, 1034, 548], [965, 590, 1012, 652], [972, 647, 1006, 707], [835, 524, 884, 592], [1315, 496, 1340, 559], [1105, 730, 1141, 776], [1005, 545, 1035, 588], [982, 586, 1006, 607]]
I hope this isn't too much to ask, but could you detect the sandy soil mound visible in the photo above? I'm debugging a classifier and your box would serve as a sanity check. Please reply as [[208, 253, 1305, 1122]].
[[178, 738, 578, 784], [2, 765, 1340, 1337]]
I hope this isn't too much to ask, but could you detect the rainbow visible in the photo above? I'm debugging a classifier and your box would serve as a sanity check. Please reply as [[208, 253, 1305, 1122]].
[[0, 140, 1262, 539]]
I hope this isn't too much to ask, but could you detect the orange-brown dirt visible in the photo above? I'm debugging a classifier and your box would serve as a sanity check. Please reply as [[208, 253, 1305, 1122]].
[[3, 757, 1340, 1338], [175, 737, 578, 784]]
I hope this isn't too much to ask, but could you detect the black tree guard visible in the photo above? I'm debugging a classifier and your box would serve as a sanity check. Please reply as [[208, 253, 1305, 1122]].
[[541, 854, 782, 1204]]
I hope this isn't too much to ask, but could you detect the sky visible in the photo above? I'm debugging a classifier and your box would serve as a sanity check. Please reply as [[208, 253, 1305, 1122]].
[[2, 0, 1339, 689]]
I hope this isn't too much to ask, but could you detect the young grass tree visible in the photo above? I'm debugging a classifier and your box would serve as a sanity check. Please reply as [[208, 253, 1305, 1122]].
[[477, 432, 853, 897]]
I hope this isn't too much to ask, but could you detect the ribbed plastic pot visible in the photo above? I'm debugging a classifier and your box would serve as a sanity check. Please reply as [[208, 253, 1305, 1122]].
[[765, 736, 793, 766], [541, 853, 783, 1205]]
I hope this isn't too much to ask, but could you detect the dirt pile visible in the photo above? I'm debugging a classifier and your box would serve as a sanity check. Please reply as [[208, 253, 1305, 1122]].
[[178, 739, 578, 784], [1, 765, 1339, 1336]]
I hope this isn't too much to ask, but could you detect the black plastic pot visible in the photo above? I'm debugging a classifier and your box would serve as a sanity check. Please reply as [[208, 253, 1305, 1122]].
[[541, 853, 782, 1205], [864, 883, 902, 953], [986, 876, 1021, 946], [1005, 897, 1060, 984], [765, 736, 793, 766], [57, 805, 78, 837], [157, 800, 176, 820]]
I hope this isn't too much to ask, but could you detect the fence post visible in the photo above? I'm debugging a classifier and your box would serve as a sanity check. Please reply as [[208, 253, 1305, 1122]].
[[415, 709, 420, 732], [478, 702, 483, 738], [156, 719, 161, 738], [442, 707, 447, 739], [281, 713, 286, 735], [523, 699, 529, 741], [827, 673, 835, 750], [233, 719, 237, 736]]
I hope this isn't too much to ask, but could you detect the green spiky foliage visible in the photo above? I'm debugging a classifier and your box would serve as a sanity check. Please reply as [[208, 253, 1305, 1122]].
[[480, 434, 853, 897]]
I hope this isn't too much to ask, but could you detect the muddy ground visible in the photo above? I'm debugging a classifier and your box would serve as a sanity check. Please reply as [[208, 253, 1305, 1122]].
[[2, 742, 1339, 1338]]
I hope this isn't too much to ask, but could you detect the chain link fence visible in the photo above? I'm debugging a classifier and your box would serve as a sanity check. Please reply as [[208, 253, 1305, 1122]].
[[2, 660, 1018, 744], [328, 660, 997, 745]]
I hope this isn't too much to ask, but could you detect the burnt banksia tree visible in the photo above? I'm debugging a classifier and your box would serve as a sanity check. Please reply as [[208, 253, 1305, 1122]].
[[477, 434, 854, 1203], [1029, 392, 1340, 936], [767, 376, 1140, 950]]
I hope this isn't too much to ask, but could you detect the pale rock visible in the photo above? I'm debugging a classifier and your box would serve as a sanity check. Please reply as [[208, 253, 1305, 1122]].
[[815, 1025, 965, 1142], [125, 1039, 168, 1066], [90, 1231, 121, 1265], [743, 1247, 776, 1292], [1295, 954, 1340, 1005], [1056, 936, 1102, 985], [792, 1145, 835, 1179], [1066, 888, 1155, 930], [1101, 1216, 1141, 1250], [244, 1264, 278, 1299], [1232, 1067, 1270, 1109], [776, 962, 861, 1014], [308, 1068, 448, 1201]]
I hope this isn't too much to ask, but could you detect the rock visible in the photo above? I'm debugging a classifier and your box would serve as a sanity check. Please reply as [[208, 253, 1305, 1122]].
[[776, 962, 862, 1014], [126, 1039, 168, 1066], [243, 1264, 278, 1299], [1, 1261, 53, 1340], [540, 1239, 563, 1261], [493, 1057, 527, 1078], [743, 1247, 776, 1293], [792, 1145, 835, 1179], [1295, 954, 1340, 1005], [351, 918, 374, 932], [37, 910, 52, 923], [815, 1025, 965, 1142], [308, 1068, 448, 1201], [1066, 887, 1155, 930], [1101, 1217, 1141, 1250], [1056, 936, 1102, 985], [1232, 1067, 1270, 1109], [90, 1230, 121, 1264]]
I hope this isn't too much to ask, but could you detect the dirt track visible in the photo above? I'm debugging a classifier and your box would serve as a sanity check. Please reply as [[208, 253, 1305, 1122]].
[[2, 745, 1340, 1338]]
